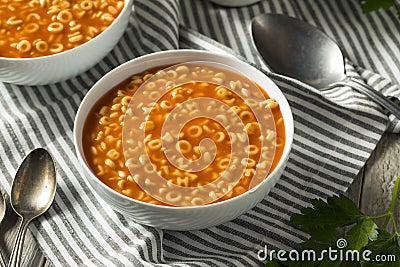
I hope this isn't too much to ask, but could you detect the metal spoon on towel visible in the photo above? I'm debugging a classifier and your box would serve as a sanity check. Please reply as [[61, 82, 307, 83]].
[[8, 148, 57, 267], [251, 13, 400, 119]]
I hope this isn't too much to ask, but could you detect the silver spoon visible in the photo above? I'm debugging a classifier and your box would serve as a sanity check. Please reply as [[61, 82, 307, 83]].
[[251, 13, 400, 119], [0, 192, 6, 267], [8, 148, 57, 267]]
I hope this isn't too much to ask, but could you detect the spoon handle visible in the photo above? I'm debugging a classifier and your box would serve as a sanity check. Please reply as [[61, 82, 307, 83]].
[[7, 218, 30, 267], [0, 251, 6, 267], [348, 78, 400, 120]]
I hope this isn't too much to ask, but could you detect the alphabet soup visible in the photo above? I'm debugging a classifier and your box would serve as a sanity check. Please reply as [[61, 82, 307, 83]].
[[82, 63, 286, 206]]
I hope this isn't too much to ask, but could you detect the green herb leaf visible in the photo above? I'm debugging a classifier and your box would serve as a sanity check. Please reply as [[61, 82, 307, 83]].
[[308, 226, 341, 243], [359, 0, 394, 12], [360, 235, 400, 267], [291, 195, 364, 232], [346, 219, 378, 251], [357, 0, 400, 20], [376, 229, 392, 240]]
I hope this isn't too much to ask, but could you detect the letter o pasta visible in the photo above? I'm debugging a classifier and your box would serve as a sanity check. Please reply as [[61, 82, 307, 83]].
[[240, 110, 255, 121], [16, 40, 31, 53], [35, 40, 48, 53], [165, 191, 182, 203], [213, 131, 225, 143], [177, 140, 192, 154], [148, 139, 162, 150], [47, 22, 64, 33], [160, 100, 172, 109], [80, 0, 94, 10], [57, 10, 73, 23], [245, 144, 259, 155], [217, 158, 230, 169], [50, 43, 63, 53], [187, 125, 202, 138], [24, 22, 39, 33]]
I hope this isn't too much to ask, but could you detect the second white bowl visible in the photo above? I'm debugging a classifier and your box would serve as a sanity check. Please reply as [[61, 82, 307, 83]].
[[0, 0, 133, 86]]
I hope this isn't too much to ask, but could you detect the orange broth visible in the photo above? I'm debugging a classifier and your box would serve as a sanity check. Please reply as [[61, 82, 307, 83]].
[[83, 65, 286, 206]]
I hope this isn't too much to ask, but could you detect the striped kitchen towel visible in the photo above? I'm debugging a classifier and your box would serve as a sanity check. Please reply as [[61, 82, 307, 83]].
[[0, 0, 399, 266]]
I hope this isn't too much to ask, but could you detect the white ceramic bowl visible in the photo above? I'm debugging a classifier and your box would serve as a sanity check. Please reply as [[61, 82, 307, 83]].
[[74, 49, 294, 231], [0, 0, 133, 86]]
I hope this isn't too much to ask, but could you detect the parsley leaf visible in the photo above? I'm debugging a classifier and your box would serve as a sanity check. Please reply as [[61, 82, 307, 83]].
[[290, 195, 364, 230], [302, 226, 341, 243], [346, 219, 378, 251], [360, 234, 400, 267], [358, 0, 400, 19], [359, 0, 395, 13]]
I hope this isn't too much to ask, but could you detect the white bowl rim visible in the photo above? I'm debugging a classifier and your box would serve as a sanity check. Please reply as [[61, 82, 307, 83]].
[[0, 0, 133, 61], [74, 49, 294, 211]]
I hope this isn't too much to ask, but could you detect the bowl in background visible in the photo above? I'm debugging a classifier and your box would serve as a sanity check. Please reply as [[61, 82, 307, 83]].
[[73, 49, 294, 230], [0, 0, 133, 86]]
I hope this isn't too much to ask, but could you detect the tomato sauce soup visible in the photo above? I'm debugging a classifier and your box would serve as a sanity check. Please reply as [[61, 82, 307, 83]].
[[83, 63, 286, 206]]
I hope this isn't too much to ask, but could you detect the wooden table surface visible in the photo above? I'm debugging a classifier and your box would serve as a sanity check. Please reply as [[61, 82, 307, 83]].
[[0, 133, 399, 267]]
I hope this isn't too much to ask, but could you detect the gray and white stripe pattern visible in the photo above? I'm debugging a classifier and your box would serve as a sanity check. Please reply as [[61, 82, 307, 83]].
[[0, 0, 399, 266]]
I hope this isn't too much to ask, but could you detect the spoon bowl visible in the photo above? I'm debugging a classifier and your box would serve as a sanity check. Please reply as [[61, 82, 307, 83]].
[[252, 13, 346, 89], [251, 13, 400, 119], [8, 148, 57, 267], [0, 192, 5, 223]]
